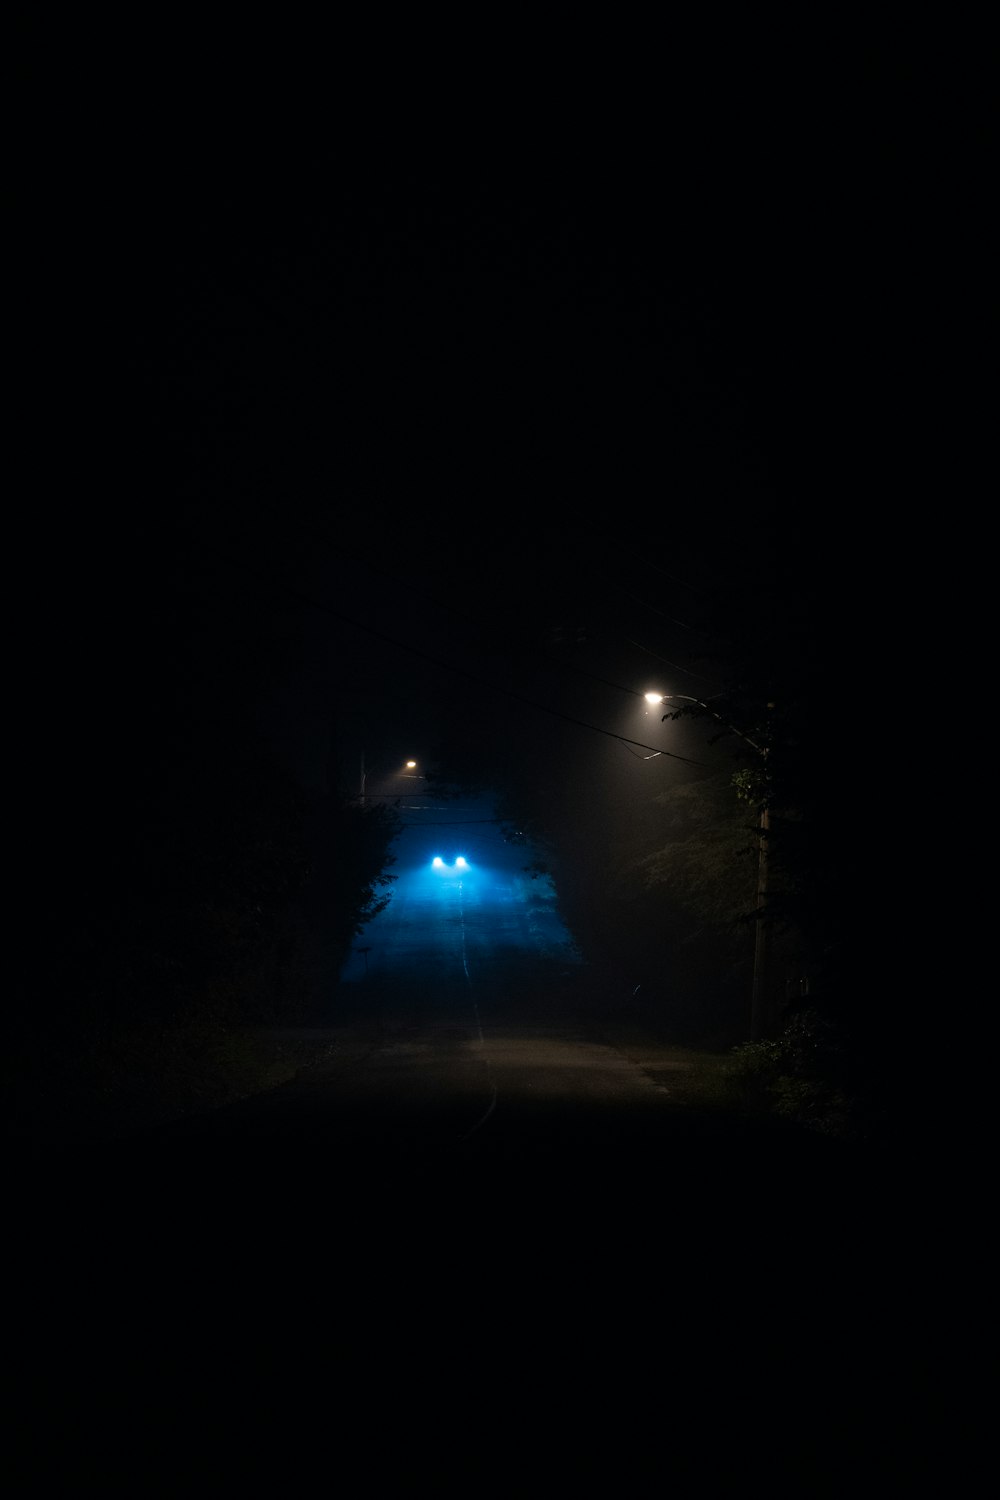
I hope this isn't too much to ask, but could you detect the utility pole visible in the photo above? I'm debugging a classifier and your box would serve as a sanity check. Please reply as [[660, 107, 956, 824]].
[[750, 797, 769, 1042]]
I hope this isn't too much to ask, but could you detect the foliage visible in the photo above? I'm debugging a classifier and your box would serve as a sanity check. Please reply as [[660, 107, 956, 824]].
[[633, 773, 759, 932], [14, 724, 402, 1079], [298, 794, 400, 962], [731, 764, 768, 809], [725, 1007, 880, 1143]]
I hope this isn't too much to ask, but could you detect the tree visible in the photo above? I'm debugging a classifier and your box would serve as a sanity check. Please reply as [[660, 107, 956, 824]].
[[296, 793, 401, 998]]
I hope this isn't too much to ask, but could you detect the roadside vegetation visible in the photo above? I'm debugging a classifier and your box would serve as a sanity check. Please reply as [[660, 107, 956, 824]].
[[11, 722, 400, 1152]]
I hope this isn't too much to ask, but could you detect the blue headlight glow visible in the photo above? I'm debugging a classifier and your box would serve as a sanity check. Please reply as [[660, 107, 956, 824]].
[[432, 855, 470, 872]]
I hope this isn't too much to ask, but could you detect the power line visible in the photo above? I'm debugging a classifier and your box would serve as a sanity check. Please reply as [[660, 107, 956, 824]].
[[209, 541, 712, 767], [313, 525, 723, 695]]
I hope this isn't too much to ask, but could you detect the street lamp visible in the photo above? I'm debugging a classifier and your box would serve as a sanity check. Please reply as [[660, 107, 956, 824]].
[[360, 754, 420, 806], [649, 691, 771, 1041]]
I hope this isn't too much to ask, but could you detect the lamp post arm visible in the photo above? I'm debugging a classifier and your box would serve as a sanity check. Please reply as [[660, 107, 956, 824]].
[[660, 695, 766, 759]]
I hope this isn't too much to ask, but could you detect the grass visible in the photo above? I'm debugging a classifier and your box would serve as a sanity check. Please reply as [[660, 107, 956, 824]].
[[5, 1018, 318, 1155]]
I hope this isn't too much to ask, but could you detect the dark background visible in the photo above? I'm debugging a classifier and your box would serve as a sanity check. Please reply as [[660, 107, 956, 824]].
[[8, 53, 976, 1494], [44, 136, 897, 751], [14, 61, 943, 1093]]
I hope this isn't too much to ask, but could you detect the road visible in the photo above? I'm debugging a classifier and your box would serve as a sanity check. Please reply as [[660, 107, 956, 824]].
[[68, 822, 876, 1229], [9, 820, 917, 1485]]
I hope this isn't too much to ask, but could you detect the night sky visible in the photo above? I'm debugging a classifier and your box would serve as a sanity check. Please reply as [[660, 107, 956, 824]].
[[48, 150, 883, 759]]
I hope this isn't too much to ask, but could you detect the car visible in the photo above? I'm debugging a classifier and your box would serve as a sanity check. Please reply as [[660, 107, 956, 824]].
[[431, 852, 470, 872]]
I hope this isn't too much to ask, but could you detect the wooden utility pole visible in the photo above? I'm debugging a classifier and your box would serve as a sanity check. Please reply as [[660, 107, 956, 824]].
[[750, 800, 769, 1041]]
